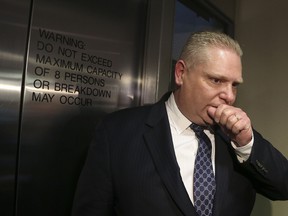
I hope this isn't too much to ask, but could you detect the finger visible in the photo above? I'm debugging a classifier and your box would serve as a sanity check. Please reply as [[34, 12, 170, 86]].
[[231, 121, 242, 134], [207, 106, 217, 119], [213, 104, 228, 123], [226, 114, 239, 130], [218, 107, 236, 126], [231, 117, 250, 135]]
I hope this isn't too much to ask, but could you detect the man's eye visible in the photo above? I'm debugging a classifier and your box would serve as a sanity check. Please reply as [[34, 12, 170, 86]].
[[211, 78, 222, 84], [232, 82, 240, 88]]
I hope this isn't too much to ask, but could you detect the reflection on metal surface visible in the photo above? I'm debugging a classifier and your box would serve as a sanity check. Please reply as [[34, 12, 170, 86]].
[[0, 0, 31, 215], [0, 83, 21, 92]]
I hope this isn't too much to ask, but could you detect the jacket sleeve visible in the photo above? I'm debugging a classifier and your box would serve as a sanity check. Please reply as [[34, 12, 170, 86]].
[[71, 122, 116, 216], [240, 129, 288, 200]]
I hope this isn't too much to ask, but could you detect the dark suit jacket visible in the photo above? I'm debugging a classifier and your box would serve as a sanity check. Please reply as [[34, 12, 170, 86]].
[[72, 94, 288, 216]]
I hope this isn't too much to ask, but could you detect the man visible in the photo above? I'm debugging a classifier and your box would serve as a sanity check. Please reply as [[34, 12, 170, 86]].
[[72, 31, 288, 216]]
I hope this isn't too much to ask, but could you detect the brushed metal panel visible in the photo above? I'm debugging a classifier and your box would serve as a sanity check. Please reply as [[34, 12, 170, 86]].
[[141, 0, 175, 104], [16, 0, 147, 215], [0, 0, 31, 215]]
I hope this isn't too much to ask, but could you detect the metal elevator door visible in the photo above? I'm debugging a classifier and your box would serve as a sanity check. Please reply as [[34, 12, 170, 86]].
[[0, 0, 148, 215]]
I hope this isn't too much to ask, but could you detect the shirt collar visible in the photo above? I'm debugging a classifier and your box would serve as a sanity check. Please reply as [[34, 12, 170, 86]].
[[165, 93, 191, 134]]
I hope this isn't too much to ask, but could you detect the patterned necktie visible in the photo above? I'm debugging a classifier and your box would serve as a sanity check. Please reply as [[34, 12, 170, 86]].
[[190, 123, 216, 216]]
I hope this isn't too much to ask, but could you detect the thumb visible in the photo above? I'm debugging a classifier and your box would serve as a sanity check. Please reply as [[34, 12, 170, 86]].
[[207, 106, 217, 119]]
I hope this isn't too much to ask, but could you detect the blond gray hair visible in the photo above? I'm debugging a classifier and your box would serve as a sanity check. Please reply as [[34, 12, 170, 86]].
[[179, 31, 243, 69]]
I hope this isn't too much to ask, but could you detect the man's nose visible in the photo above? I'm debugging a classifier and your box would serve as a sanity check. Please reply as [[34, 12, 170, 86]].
[[219, 85, 236, 105]]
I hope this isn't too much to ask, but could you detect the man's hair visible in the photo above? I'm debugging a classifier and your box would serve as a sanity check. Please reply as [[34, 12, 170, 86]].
[[179, 31, 243, 69]]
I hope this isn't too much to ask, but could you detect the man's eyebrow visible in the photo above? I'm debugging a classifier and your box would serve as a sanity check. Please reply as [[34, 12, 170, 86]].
[[205, 71, 243, 83]]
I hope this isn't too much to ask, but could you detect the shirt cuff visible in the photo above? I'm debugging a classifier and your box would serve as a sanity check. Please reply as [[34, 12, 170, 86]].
[[231, 134, 254, 163]]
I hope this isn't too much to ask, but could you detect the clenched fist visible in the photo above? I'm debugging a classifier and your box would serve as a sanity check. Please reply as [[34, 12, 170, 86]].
[[207, 104, 253, 147]]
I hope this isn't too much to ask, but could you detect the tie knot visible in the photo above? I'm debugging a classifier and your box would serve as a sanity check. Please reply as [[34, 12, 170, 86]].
[[190, 123, 212, 148], [190, 123, 204, 134]]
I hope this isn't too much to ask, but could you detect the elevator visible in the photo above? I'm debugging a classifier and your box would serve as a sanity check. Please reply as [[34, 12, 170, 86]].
[[0, 0, 174, 215], [0, 0, 232, 215]]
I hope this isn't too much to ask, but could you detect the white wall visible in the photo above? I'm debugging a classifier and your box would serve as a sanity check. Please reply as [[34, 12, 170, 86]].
[[235, 1, 288, 216]]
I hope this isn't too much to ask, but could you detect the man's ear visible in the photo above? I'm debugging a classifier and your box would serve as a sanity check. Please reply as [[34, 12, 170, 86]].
[[175, 60, 186, 86]]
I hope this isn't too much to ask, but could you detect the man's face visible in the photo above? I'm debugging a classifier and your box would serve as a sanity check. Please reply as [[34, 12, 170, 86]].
[[174, 47, 243, 126]]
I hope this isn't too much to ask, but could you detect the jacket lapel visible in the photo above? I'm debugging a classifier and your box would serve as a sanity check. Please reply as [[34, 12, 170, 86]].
[[213, 128, 230, 216], [143, 99, 197, 216]]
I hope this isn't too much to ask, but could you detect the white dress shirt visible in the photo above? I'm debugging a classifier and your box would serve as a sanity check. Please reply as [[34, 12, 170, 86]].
[[165, 93, 253, 203]]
